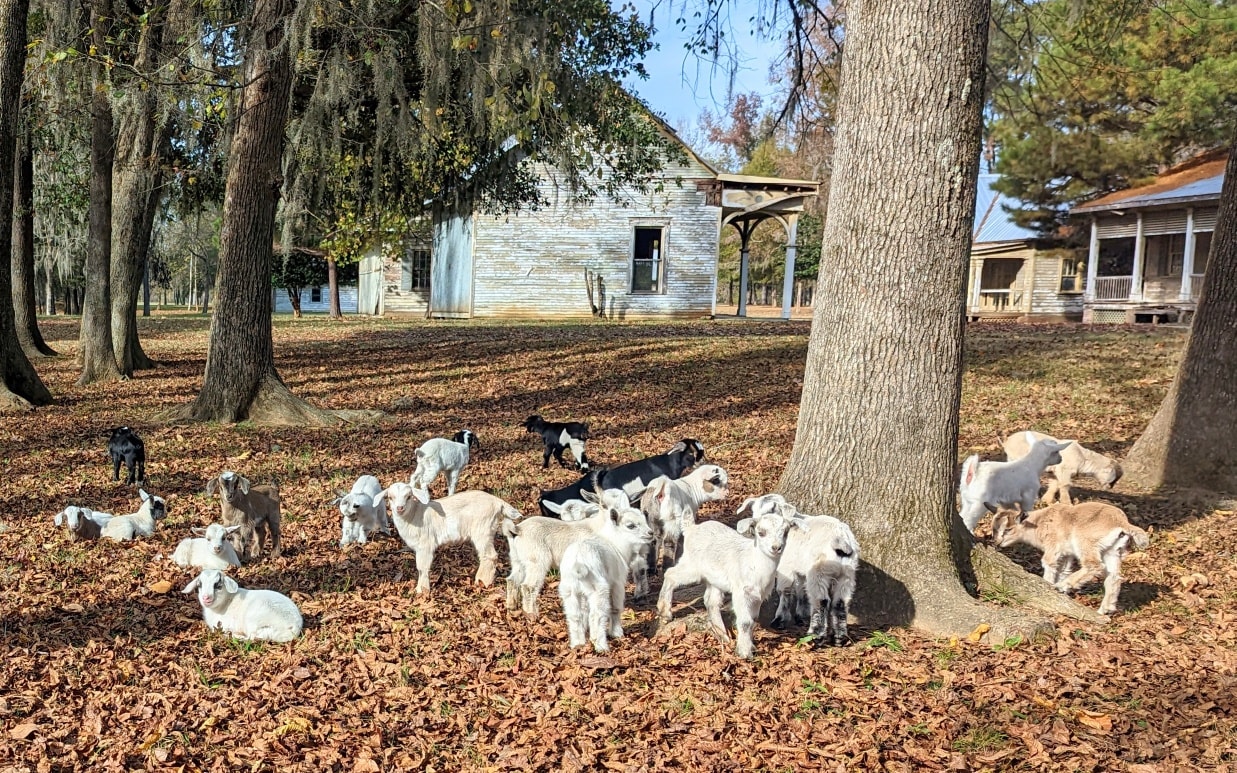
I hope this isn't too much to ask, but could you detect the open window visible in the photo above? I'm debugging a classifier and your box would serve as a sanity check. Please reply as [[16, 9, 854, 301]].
[[631, 226, 664, 294]]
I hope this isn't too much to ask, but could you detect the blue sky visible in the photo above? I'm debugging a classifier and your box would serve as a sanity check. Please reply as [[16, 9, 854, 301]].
[[619, 0, 785, 133]]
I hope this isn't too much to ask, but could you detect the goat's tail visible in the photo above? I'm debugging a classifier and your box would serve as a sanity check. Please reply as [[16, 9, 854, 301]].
[[501, 518, 521, 540]]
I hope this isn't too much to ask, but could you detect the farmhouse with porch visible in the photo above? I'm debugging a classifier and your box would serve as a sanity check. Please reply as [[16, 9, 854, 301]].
[[1072, 150, 1225, 324], [355, 119, 818, 321], [966, 174, 1085, 322]]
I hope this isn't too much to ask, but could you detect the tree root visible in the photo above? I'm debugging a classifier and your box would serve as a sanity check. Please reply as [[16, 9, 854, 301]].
[[0, 385, 35, 412], [246, 375, 341, 426], [971, 543, 1106, 623]]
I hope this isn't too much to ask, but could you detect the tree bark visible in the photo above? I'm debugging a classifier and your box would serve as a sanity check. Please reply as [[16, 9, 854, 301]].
[[43, 261, 54, 314], [776, 0, 1069, 640], [173, 0, 336, 425], [327, 257, 342, 318], [110, 3, 172, 374], [287, 285, 303, 317], [12, 127, 55, 356], [1122, 143, 1237, 491], [77, 0, 122, 385], [0, 0, 51, 410]]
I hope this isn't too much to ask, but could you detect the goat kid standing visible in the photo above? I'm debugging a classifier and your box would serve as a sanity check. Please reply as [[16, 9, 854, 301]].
[[411, 430, 480, 497], [990, 501, 1148, 616], [958, 435, 1071, 533]]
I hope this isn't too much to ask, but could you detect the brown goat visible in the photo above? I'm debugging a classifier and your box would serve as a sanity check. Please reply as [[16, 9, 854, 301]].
[[990, 501, 1148, 616]]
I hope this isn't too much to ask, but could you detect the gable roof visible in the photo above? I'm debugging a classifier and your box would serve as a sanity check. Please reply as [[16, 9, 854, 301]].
[[642, 109, 718, 177], [1072, 149, 1228, 214], [973, 174, 1039, 244]]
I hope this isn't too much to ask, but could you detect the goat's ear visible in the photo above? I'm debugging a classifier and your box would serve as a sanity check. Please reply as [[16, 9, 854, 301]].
[[237, 476, 251, 495], [983, 501, 999, 514], [182, 577, 201, 594], [139, 488, 150, 501], [790, 514, 810, 531], [580, 489, 599, 505], [736, 518, 755, 536], [736, 497, 757, 518], [192, 527, 206, 536], [543, 500, 565, 515], [668, 441, 687, 454], [205, 478, 219, 496], [412, 486, 431, 505], [54, 510, 65, 527], [222, 575, 239, 594], [627, 489, 642, 505], [224, 525, 242, 534]]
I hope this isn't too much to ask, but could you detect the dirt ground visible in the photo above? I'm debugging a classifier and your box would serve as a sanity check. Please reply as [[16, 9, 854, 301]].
[[0, 315, 1232, 771]]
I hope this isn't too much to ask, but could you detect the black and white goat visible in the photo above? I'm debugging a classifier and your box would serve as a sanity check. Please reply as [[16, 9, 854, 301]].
[[107, 426, 145, 485], [523, 414, 591, 471], [539, 438, 705, 517]]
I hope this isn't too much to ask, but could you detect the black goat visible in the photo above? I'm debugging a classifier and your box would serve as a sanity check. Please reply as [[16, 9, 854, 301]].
[[539, 438, 705, 516], [107, 426, 146, 485], [523, 414, 591, 471]]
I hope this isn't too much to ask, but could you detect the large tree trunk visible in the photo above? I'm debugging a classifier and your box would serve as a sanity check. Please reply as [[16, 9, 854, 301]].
[[110, 2, 172, 374], [174, 0, 336, 425], [777, 0, 1089, 640], [327, 257, 342, 319], [12, 127, 55, 357], [0, 0, 51, 410], [1122, 144, 1237, 491], [77, 0, 122, 385]]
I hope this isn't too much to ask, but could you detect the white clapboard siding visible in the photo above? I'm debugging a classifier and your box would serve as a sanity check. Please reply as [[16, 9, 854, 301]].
[[274, 285, 358, 314], [1029, 253, 1084, 317], [467, 157, 718, 320]]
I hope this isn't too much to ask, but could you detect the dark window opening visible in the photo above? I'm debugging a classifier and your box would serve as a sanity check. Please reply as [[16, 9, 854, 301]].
[[402, 248, 431, 291], [631, 227, 664, 293]]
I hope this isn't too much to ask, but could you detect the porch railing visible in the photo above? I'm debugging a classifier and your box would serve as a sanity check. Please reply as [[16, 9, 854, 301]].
[[1190, 274, 1205, 301], [1094, 275, 1133, 301], [977, 289, 1021, 312]]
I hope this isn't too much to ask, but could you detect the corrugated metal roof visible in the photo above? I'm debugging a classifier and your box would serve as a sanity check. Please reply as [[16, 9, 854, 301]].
[[1072, 151, 1227, 214], [973, 174, 1039, 244]]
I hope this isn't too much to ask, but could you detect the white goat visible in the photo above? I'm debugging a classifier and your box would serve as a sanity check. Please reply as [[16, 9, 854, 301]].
[[558, 495, 654, 653], [382, 481, 520, 595], [771, 510, 860, 647], [101, 489, 167, 542], [335, 474, 390, 546], [504, 489, 642, 620], [636, 464, 730, 598], [171, 524, 243, 571], [182, 568, 303, 642], [53, 506, 113, 541], [1002, 430, 1124, 505], [958, 435, 1071, 533], [657, 493, 806, 659], [206, 471, 282, 562], [991, 501, 1149, 616], [410, 430, 479, 497]]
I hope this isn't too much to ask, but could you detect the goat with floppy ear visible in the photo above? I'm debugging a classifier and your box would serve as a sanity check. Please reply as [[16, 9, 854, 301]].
[[989, 500, 1149, 616]]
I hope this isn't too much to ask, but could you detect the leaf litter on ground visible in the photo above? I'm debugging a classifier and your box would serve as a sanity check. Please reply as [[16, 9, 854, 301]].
[[0, 315, 1233, 770]]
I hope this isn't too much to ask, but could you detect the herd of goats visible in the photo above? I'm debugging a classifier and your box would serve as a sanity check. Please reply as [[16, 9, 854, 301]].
[[48, 416, 1150, 657]]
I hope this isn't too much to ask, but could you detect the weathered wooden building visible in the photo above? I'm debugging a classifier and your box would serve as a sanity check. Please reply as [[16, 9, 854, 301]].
[[1071, 150, 1225, 323], [965, 174, 1084, 322], [355, 121, 819, 320]]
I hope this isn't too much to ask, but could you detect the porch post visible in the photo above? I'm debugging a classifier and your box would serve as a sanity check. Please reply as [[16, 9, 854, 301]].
[[735, 219, 755, 318], [1084, 218, 1099, 302], [1130, 212, 1145, 301], [780, 215, 799, 320], [1180, 208, 1197, 301], [969, 258, 983, 312]]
